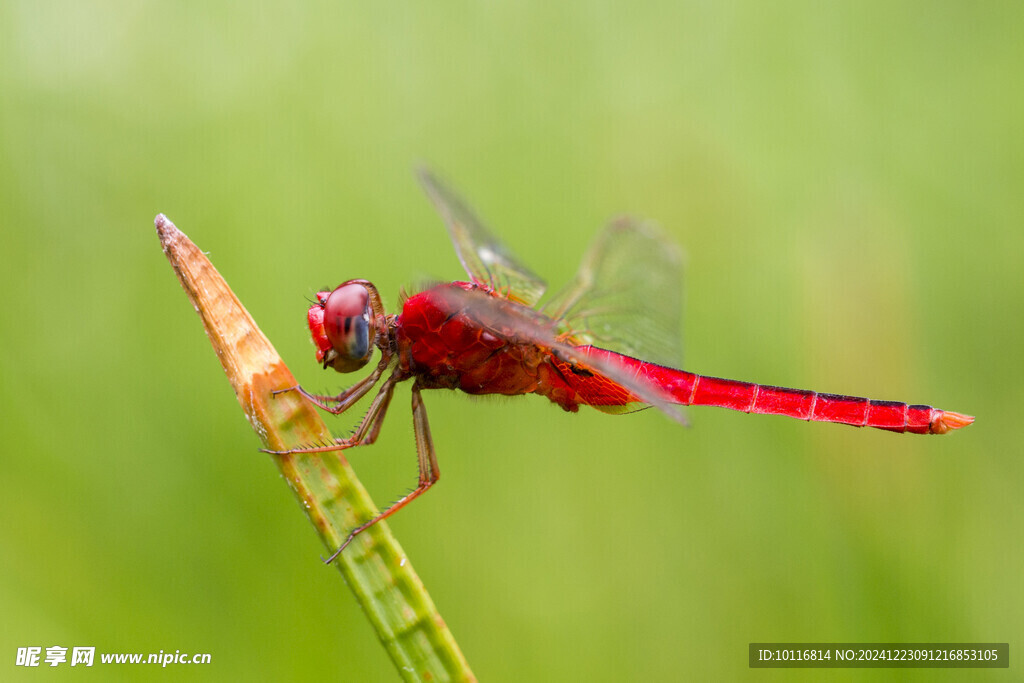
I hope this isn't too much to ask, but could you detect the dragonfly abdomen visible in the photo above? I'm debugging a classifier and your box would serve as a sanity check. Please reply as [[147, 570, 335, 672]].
[[568, 347, 972, 434], [636, 360, 972, 434]]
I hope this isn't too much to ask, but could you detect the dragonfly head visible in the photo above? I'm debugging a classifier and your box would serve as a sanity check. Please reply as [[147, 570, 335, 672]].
[[308, 280, 382, 373]]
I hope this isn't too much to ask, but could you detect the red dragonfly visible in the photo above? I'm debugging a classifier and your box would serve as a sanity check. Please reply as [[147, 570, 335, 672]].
[[271, 169, 973, 563]]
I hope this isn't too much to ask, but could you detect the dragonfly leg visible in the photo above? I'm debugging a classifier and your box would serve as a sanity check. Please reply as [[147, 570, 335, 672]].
[[261, 373, 398, 456], [323, 380, 440, 564], [273, 356, 389, 415]]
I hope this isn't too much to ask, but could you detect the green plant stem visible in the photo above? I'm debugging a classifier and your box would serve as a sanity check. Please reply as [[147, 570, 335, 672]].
[[154, 214, 475, 682]]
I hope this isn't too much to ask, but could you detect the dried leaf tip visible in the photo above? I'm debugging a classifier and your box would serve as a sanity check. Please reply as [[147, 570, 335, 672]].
[[154, 213, 182, 253], [155, 212, 171, 233]]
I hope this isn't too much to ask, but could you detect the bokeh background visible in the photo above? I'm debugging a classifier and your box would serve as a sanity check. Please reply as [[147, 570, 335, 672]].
[[2, 2, 1021, 680]]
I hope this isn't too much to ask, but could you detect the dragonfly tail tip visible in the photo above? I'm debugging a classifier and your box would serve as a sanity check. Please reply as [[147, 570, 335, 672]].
[[931, 410, 974, 434]]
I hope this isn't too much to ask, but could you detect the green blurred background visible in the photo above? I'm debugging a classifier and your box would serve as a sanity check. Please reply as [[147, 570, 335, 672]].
[[2, 1, 1020, 680]]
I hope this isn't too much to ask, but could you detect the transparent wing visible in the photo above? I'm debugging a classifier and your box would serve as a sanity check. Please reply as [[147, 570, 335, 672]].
[[432, 286, 688, 425], [417, 167, 547, 306], [544, 218, 684, 367]]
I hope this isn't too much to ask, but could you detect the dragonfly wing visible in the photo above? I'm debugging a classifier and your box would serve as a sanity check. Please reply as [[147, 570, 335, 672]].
[[416, 167, 547, 306], [544, 218, 684, 367], [432, 286, 688, 425]]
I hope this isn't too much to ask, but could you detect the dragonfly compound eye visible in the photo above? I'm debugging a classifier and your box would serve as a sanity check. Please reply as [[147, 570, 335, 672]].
[[322, 282, 376, 372]]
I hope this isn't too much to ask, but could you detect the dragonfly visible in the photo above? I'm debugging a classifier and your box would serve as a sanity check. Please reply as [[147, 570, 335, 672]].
[[269, 168, 973, 563]]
